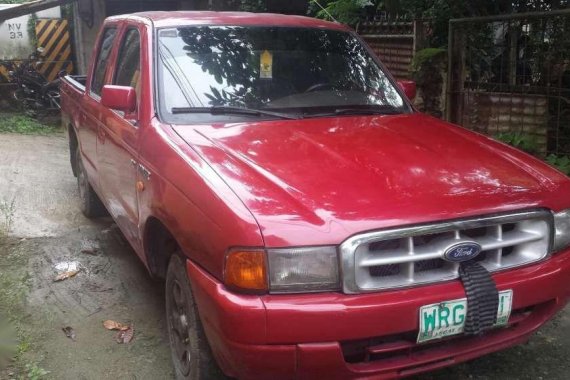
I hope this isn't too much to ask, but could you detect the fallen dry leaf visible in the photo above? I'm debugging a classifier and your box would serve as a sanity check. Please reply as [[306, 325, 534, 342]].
[[115, 326, 134, 344], [62, 326, 76, 341], [53, 270, 80, 282], [103, 320, 129, 331]]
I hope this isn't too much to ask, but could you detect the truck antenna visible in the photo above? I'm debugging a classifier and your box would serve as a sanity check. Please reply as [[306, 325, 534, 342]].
[[311, 0, 339, 23]]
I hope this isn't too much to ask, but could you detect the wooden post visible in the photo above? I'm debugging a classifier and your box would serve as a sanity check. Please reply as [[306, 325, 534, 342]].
[[413, 19, 425, 53], [446, 22, 466, 123], [508, 23, 518, 86]]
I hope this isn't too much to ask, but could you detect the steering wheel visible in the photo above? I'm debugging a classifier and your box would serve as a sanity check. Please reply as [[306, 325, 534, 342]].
[[304, 83, 332, 93]]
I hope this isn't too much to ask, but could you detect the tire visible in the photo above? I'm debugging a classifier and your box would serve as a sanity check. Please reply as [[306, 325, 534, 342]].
[[75, 148, 107, 218], [166, 254, 227, 380]]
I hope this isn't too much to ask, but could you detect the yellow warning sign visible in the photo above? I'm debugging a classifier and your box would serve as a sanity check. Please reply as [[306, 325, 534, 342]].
[[260, 50, 272, 79], [35, 19, 74, 81]]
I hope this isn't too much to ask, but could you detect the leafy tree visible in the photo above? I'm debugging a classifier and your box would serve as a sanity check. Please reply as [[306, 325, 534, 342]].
[[308, 0, 568, 47], [240, 0, 267, 11], [309, 0, 375, 25]]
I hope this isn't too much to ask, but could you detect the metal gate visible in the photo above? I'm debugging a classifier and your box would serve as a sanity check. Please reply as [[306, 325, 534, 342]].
[[446, 9, 570, 157]]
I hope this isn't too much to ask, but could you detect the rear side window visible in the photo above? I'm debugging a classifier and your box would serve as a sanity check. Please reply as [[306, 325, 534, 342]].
[[113, 28, 141, 99], [91, 28, 117, 96]]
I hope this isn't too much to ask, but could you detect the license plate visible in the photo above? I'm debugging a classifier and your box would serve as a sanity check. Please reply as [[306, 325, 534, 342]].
[[417, 290, 513, 343]]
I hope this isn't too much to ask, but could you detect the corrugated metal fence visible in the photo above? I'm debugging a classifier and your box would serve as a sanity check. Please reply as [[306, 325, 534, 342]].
[[358, 19, 426, 79]]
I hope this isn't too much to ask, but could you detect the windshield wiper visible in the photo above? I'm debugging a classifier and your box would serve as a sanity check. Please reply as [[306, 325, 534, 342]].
[[171, 106, 300, 120], [304, 105, 403, 118]]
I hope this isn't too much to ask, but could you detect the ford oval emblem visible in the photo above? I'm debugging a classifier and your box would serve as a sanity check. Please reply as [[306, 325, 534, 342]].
[[443, 242, 482, 262]]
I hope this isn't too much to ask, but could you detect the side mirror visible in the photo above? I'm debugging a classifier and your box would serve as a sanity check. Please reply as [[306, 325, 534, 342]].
[[101, 85, 137, 114], [397, 80, 416, 101]]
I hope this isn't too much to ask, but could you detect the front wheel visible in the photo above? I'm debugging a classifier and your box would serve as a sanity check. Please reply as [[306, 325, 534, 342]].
[[165, 254, 226, 380]]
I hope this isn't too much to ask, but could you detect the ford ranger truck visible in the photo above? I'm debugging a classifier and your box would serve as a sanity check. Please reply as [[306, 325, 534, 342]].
[[60, 11, 570, 380]]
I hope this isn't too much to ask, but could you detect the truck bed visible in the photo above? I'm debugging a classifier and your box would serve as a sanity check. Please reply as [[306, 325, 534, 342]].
[[63, 75, 86, 92]]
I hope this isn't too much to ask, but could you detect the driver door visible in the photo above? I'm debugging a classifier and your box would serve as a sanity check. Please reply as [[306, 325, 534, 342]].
[[97, 26, 142, 253]]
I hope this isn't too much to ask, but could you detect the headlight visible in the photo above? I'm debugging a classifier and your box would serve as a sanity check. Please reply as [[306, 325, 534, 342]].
[[267, 246, 340, 293], [553, 209, 570, 252]]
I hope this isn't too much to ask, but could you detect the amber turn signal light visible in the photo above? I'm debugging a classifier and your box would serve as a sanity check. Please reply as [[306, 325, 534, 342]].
[[225, 250, 267, 292]]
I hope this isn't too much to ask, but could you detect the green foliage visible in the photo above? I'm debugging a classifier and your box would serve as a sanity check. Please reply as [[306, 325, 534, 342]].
[[411, 47, 446, 72], [27, 13, 38, 49], [0, 199, 15, 238], [411, 48, 446, 116], [546, 154, 570, 176], [0, 241, 35, 379], [0, 115, 59, 135], [311, 0, 374, 25], [494, 132, 538, 154], [494, 133, 570, 177], [239, 0, 266, 11], [24, 363, 49, 380], [390, 0, 567, 48]]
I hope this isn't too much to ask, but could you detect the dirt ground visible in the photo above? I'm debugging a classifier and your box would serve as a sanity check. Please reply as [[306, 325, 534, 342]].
[[0, 132, 173, 379], [0, 131, 569, 380]]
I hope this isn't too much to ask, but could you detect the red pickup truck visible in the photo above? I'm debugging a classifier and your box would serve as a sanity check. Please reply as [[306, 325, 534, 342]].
[[60, 11, 570, 380]]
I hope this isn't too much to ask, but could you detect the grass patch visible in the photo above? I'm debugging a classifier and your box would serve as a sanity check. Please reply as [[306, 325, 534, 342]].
[[0, 115, 59, 135], [0, 198, 16, 240], [24, 362, 49, 380], [546, 154, 570, 176], [0, 241, 46, 379]]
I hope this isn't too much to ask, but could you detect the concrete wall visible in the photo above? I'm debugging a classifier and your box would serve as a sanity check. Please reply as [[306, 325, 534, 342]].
[[73, 0, 106, 74], [70, 0, 308, 73], [73, 0, 192, 74], [462, 91, 549, 156]]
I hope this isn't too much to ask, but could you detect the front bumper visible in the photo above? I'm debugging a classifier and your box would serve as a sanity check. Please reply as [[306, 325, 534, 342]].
[[186, 250, 570, 379]]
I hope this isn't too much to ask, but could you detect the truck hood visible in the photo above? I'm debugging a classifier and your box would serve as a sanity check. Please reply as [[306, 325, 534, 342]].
[[171, 113, 570, 246]]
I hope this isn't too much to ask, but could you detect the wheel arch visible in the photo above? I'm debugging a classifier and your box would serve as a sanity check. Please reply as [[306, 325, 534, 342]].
[[68, 123, 79, 177], [143, 215, 182, 280]]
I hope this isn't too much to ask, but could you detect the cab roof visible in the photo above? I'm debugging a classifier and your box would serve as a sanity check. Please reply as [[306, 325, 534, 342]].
[[108, 11, 350, 31]]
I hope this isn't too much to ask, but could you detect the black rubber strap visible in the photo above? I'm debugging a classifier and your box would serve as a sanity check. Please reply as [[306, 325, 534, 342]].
[[459, 261, 499, 335]]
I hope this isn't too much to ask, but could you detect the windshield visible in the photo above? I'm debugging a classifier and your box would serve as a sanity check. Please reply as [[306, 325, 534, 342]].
[[157, 26, 408, 123]]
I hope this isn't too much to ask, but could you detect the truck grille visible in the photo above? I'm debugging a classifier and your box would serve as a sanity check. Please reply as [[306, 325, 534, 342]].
[[339, 209, 553, 293]]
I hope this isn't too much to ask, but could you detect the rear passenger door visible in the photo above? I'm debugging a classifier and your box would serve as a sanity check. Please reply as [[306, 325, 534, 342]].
[[80, 27, 117, 185], [98, 26, 142, 252]]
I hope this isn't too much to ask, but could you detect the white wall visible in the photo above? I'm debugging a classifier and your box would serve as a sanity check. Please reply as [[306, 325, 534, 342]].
[[0, 5, 61, 60]]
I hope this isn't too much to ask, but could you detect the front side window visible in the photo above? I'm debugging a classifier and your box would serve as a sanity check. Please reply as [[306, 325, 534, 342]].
[[114, 28, 141, 99], [91, 28, 117, 96], [157, 26, 408, 123]]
